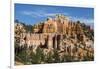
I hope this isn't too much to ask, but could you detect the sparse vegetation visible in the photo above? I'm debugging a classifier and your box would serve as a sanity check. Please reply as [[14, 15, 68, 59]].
[[15, 44, 94, 65]]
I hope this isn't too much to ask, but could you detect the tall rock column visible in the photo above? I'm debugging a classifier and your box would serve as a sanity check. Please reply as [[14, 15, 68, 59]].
[[47, 34, 53, 50]]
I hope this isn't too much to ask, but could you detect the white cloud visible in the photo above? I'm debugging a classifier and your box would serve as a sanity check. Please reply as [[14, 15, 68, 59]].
[[21, 11, 44, 17], [20, 11, 94, 24], [69, 16, 94, 24], [20, 11, 69, 18]]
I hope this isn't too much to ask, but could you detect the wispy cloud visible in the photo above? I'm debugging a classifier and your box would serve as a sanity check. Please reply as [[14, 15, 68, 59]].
[[69, 16, 94, 24], [21, 11, 45, 17], [20, 10, 69, 18], [20, 11, 93, 24]]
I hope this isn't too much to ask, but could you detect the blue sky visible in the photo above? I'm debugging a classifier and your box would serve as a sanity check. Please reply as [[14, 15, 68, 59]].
[[15, 3, 94, 25]]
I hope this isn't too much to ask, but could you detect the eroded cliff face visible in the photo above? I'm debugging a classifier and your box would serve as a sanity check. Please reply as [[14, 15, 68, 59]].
[[15, 14, 94, 62]]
